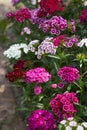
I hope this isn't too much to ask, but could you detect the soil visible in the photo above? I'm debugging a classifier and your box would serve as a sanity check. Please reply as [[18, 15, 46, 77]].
[[0, 1, 26, 130]]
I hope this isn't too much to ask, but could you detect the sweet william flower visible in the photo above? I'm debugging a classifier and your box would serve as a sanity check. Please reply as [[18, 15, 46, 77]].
[[14, 8, 31, 22], [57, 66, 80, 83], [34, 86, 42, 95], [25, 67, 51, 84], [28, 109, 57, 130]]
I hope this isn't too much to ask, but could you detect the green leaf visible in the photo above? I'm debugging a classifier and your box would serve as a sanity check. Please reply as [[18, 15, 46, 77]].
[[48, 55, 60, 59]]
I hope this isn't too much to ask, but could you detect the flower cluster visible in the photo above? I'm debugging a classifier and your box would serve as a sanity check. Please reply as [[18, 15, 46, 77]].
[[59, 117, 87, 130], [80, 9, 87, 24], [39, 16, 68, 35], [25, 67, 51, 84], [57, 66, 80, 83], [14, 8, 31, 22], [5, 60, 26, 82], [28, 109, 56, 130], [36, 37, 57, 59], [11, 0, 19, 5], [4, 43, 28, 59], [50, 92, 79, 121], [38, 0, 65, 17]]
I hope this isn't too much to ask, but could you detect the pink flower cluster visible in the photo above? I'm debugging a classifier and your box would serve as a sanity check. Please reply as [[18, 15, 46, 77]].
[[28, 109, 56, 130], [39, 16, 68, 35], [57, 66, 80, 83], [50, 92, 79, 121], [14, 8, 31, 22], [25, 67, 51, 83], [63, 36, 79, 47], [80, 9, 87, 24]]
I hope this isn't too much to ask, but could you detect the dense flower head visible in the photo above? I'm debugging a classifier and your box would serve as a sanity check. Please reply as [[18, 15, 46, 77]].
[[39, 16, 68, 35], [3, 43, 28, 59], [36, 37, 57, 59], [50, 92, 79, 121], [25, 67, 51, 83], [38, 0, 65, 17], [57, 66, 80, 83], [5, 68, 25, 82], [14, 8, 31, 22], [28, 109, 56, 130], [11, 0, 19, 5], [80, 9, 87, 24]]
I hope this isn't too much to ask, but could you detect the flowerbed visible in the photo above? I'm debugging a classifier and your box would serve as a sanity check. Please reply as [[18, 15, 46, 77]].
[[4, 0, 87, 129]]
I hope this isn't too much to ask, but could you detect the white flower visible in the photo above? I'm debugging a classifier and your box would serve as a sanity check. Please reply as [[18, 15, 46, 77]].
[[81, 122, 87, 128], [67, 117, 74, 121], [77, 125, 84, 130], [69, 121, 77, 127], [66, 126, 72, 130], [3, 43, 28, 59], [31, 0, 37, 5], [23, 27, 31, 34], [60, 120, 66, 125], [77, 38, 87, 47]]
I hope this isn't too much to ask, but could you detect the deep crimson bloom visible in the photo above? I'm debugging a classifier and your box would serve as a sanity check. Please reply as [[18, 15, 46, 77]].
[[5, 72, 15, 82], [13, 60, 25, 69], [50, 92, 79, 121], [14, 8, 31, 22], [38, 0, 65, 17]]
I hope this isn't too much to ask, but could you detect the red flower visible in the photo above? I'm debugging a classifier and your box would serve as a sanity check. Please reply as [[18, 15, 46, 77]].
[[38, 0, 65, 17], [14, 8, 31, 22]]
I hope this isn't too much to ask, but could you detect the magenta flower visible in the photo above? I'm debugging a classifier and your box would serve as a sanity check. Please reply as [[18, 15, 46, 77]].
[[80, 9, 87, 24], [34, 86, 42, 95], [14, 8, 31, 22], [28, 109, 56, 130], [57, 66, 80, 83], [25, 67, 51, 84], [57, 82, 64, 89], [6, 12, 14, 19], [50, 92, 79, 121]]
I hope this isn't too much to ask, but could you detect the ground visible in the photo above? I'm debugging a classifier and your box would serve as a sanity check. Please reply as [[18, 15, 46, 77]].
[[0, 1, 26, 130]]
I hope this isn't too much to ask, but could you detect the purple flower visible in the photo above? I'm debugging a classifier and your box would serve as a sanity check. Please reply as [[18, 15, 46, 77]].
[[57, 82, 64, 89], [28, 109, 57, 130]]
